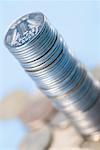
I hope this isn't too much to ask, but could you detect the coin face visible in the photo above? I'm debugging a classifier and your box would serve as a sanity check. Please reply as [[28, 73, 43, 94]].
[[19, 125, 52, 150], [5, 12, 44, 49]]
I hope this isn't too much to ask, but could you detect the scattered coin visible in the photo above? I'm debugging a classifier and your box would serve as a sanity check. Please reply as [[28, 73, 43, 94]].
[[19, 124, 52, 150], [81, 140, 100, 150], [91, 65, 100, 80], [69, 148, 90, 150], [0, 90, 30, 119], [48, 125, 83, 149], [19, 90, 56, 129]]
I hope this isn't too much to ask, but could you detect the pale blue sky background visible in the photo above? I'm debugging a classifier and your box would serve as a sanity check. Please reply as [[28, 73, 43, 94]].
[[0, 0, 100, 149]]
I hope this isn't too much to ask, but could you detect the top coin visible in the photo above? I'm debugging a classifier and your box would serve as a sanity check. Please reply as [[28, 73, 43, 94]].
[[5, 12, 45, 49]]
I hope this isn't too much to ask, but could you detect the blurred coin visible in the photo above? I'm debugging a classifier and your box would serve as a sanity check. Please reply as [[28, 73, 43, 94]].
[[91, 65, 100, 80], [19, 90, 56, 129], [81, 140, 100, 150], [50, 112, 70, 129], [19, 124, 52, 150], [49, 148, 90, 150], [48, 125, 83, 149], [69, 148, 90, 150], [0, 90, 30, 119]]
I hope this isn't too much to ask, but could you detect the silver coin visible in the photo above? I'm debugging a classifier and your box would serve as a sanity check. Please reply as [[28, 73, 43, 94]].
[[5, 12, 44, 49], [5, 12, 100, 140], [23, 35, 62, 70]]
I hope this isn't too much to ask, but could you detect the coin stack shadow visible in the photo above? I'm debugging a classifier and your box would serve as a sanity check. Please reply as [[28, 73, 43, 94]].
[[5, 12, 100, 141]]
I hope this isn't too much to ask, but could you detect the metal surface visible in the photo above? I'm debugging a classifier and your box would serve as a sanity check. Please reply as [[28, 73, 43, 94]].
[[5, 12, 100, 141]]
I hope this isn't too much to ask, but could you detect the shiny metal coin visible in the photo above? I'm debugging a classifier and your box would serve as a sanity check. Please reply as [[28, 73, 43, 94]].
[[5, 12, 100, 140], [5, 12, 45, 49]]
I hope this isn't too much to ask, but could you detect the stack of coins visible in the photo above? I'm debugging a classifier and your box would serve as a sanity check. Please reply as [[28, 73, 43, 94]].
[[5, 12, 100, 140]]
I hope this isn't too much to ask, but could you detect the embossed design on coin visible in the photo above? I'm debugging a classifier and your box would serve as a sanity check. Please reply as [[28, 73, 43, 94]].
[[5, 12, 44, 48]]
